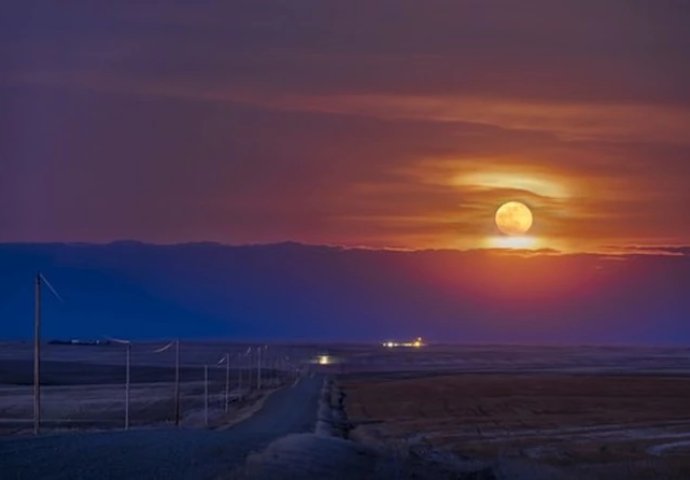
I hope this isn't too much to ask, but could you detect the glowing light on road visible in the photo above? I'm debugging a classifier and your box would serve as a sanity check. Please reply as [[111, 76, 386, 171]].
[[317, 355, 331, 365]]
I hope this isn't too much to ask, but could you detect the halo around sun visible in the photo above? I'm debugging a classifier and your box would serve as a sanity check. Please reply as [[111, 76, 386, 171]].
[[495, 201, 533, 236]]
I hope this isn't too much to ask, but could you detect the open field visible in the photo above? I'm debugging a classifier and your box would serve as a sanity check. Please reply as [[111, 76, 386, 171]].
[[328, 344, 690, 376], [0, 374, 325, 480], [0, 341, 314, 435], [2, 342, 690, 478], [342, 371, 690, 479]]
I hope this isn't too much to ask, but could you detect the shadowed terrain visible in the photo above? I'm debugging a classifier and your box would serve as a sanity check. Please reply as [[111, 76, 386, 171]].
[[0, 374, 323, 479]]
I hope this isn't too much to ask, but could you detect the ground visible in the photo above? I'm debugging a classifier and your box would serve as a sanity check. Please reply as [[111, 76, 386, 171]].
[[342, 372, 690, 479], [2, 343, 690, 479], [0, 374, 323, 479]]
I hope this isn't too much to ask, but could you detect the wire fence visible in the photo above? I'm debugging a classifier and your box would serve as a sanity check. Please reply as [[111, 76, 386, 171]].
[[0, 340, 315, 435]]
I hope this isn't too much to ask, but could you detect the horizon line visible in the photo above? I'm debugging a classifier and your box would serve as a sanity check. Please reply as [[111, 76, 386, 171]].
[[1, 239, 689, 258]]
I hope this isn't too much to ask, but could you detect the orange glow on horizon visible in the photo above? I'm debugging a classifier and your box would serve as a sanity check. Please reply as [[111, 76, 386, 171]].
[[486, 235, 541, 250]]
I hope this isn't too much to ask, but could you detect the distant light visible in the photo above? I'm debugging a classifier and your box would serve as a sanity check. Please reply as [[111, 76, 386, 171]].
[[317, 355, 331, 365], [382, 337, 425, 348]]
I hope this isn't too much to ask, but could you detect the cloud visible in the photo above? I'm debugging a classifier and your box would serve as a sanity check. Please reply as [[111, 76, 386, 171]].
[[1, 1, 690, 251], [4, 1, 690, 101]]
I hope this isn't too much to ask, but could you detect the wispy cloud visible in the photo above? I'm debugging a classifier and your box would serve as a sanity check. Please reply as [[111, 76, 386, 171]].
[[2, 1, 690, 252]]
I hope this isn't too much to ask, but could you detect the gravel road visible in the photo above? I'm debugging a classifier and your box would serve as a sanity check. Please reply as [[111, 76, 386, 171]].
[[0, 374, 323, 480]]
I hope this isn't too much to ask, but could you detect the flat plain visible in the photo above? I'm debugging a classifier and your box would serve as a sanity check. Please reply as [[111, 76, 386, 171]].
[[2, 342, 690, 479], [338, 345, 690, 479], [0, 341, 309, 435]]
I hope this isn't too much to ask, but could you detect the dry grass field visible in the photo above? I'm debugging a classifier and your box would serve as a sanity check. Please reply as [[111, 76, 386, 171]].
[[3, 341, 690, 479], [342, 372, 690, 479], [0, 341, 308, 436], [0, 376, 276, 435]]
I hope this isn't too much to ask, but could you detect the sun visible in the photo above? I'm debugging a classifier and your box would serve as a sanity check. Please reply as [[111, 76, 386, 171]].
[[495, 201, 533, 236]]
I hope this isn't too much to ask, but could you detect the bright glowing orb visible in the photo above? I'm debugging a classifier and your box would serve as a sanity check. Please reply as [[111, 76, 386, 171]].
[[495, 201, 533, 235]]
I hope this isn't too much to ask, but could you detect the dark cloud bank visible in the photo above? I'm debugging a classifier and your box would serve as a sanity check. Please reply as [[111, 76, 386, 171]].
[[1, 243, 688, 344]]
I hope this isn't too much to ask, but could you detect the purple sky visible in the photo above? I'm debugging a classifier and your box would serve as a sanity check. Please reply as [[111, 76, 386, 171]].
[[2, 1, 690, 252]]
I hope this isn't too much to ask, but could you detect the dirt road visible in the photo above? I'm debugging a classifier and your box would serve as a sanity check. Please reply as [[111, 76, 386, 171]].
[[0, 374, 323, 479]]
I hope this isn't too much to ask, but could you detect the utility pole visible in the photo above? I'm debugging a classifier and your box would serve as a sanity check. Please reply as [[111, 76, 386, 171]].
[[224, 353, 230, 413], [125, 342, 131, 430], [237, 353, 242, 399], [33, 273, 41, 436], [267, 353, 272, 386], [256, 346, 262, 390], [204, 364, 209, 427], [106, 337, 133, 430], [238, 348, 248, 400], [32, 273, 63, 436], [174, 339, 181, 426]]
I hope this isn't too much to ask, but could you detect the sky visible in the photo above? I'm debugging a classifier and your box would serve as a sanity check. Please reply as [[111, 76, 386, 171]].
[[2, 243, 689, 343], [2, 1, 690, 253]]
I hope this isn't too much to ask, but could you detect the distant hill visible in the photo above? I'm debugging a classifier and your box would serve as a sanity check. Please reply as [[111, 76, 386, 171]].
[[1, 242, 688, 344]]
